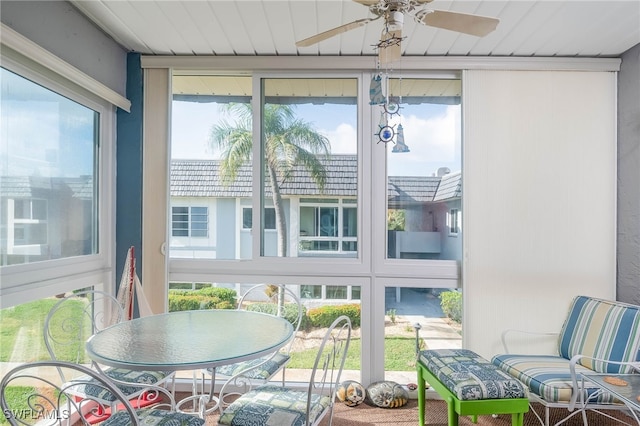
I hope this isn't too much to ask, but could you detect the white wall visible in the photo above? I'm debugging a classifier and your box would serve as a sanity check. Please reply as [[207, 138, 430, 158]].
[[617, 43, 640, 306], [463, 70, 617, 358], [143, 68, 171, 313], [0, 0, 127, 96]]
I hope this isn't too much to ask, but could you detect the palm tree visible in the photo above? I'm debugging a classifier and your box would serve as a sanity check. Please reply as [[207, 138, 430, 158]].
[[209, 103, 330, 257]]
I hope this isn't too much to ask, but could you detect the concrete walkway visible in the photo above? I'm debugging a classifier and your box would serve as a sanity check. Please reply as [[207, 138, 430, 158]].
[[385, 287, 462, 350]]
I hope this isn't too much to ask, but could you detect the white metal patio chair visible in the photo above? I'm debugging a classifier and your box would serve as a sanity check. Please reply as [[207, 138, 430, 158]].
[[200, 284, 304, 409], [43, 290, 175, 419], [0, 360, 203, 426], [218, 315, 352, 426]]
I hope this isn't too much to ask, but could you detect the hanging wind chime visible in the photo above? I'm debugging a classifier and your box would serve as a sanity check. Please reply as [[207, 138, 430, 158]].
[[371, 37, 409, 153]]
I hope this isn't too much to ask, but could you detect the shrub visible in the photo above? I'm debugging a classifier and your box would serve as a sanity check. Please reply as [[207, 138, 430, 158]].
[[168, 287, 237, 312], [306, 304, 361, 328], [194, 287, 237, 305], [439, 290, 462, 323]]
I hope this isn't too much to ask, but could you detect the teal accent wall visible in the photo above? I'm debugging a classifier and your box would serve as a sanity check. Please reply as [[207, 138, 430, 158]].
[[116, 52, 143, 299]]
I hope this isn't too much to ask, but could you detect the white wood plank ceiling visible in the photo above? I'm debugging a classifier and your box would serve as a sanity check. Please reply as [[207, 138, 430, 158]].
[[70, 0, 639, 59]]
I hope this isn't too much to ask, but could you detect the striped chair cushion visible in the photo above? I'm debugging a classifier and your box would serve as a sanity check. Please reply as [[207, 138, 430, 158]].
[[420, 349, 528, 400], [558, 296, 640, 373], [491, 354, 619, 404]]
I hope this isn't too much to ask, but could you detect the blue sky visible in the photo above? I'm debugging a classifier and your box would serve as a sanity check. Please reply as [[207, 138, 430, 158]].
[[1, 68, 95, 178], [171, 100, 460, 177]]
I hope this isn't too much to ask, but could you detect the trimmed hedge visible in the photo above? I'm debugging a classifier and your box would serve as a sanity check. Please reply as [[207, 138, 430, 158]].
[[306, 303, 360, 328], [167, 288, 362, 331], [168, 287, 237, 312]]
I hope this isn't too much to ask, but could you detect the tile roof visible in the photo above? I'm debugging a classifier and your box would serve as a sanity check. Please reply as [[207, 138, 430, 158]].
[[0, 176, 94, 199], [433, 171, 462, 201], [170, 156, 461, 202], [388, 176, 442, 205], [1, 157, 460, 203]]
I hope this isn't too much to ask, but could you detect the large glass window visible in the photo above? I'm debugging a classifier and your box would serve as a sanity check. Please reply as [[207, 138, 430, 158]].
[[170, 74, 252, 260], [379, 78, 462, 384], [261, 78, 358, 258], [384, 78, 462, 261], [166, 282, 362, 384], [0, 68, 98, 266], [168, 70, 461, 387], [170, 76, 358, 261]]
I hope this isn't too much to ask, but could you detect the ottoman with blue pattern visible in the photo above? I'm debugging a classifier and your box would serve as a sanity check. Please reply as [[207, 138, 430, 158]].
[[417, 349, 529, 426]]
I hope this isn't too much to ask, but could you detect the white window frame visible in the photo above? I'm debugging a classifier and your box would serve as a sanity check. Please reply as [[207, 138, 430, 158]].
[[447, 208, 461, 236], [298, 199, 357, 255], [161, 64, 464, 386], [0, 49, 116, 309], [172, 205, 209, 237], [10, 198, 49, 247], [242, 207, 276, 230]]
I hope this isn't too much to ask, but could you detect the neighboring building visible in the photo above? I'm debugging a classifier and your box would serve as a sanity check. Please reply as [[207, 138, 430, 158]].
[[0, 175, 94, 265], [0, 155, 461, 267], [169, 154, 462, 261]]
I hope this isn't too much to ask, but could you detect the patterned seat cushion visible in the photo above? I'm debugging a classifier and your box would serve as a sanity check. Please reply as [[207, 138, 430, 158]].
[[491, 354, 620, 404], [105, 408, 204, 426], [68, 368, 170, 402], [212, 353, 290, 380], [419, 349, 528, 401], [218, 385, 331, 426]]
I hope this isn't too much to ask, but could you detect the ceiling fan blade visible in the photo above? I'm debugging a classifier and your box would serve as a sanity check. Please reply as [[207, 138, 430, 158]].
[[378, 30, 402, 65], [296, 18, 374, 47], [421, 10, 499, 37], [352, 0, 379, 6]]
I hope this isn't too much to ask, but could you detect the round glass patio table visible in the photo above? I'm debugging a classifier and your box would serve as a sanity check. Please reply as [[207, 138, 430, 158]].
[[86, 309, 294, 371]]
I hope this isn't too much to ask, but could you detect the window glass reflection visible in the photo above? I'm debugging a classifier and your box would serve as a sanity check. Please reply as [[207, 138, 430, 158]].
[[1, 68, 98, 266]]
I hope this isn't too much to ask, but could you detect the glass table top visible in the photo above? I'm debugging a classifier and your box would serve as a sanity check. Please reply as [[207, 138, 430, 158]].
[[86, 310, 294, 371], [584, 373, 640, 411]]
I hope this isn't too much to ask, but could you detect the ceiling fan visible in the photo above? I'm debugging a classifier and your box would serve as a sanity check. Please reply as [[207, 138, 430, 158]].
[[296, 0, 499, 64]]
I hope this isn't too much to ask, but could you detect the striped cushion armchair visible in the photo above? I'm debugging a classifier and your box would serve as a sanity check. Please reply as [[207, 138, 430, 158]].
[[492, 295, 640, 426]]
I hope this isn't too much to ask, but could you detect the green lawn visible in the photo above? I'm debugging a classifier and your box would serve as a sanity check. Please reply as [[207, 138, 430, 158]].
[[2, 298, 419, 371], [0, 297, 91, 363], [1, 386, 35, 425], [287, 337, 417, 371]]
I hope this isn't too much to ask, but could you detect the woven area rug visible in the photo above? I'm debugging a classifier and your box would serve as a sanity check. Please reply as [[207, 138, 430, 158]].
[[200, 397, 636, 426]]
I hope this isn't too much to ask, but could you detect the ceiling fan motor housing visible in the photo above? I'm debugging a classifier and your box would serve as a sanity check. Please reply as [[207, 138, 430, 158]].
[[387, 10, 404, 31]]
